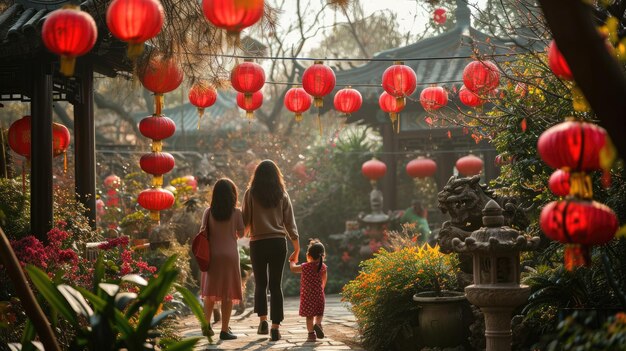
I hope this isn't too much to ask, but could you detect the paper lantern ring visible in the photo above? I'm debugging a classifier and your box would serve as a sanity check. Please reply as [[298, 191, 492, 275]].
[[302, 61, 336, 108], [106, 0, 164, 58], [333, 87, 362, 115], [284, 87, 312, 122]]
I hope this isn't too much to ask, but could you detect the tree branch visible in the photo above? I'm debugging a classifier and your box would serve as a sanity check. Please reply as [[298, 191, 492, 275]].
[[94, 92, 142, 136]]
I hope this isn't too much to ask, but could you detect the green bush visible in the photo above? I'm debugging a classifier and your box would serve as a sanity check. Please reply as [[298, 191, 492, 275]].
[[342, 245, 460, 351], [0, 178, 30, 237]]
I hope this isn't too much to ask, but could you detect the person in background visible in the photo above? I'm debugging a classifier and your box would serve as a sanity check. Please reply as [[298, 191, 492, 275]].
[[289, 239, 327, 342], [242, 160, 300, 342], [400, 200, 431, 243], [199, 178, 244, 341]]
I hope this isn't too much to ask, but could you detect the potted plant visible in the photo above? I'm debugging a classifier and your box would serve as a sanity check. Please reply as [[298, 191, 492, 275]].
[[342, 244, 462, 351]]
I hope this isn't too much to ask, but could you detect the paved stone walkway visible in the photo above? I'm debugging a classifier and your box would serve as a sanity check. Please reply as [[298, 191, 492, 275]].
[[178, 294, 364, 350]]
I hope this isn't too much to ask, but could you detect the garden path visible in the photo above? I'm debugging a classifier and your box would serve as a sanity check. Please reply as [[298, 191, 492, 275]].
[[179, 294, 364, 350]]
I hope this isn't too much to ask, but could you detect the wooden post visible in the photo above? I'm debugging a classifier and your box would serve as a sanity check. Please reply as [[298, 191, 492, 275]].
[[30, 60, 53, 242], [381, 122, 396, 211], [74, 62, 96, 229]]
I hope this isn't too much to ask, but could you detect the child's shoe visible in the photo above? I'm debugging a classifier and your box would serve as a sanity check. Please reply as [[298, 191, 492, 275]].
[[313, 324, 324, 339], [306, 332, 316, 342]]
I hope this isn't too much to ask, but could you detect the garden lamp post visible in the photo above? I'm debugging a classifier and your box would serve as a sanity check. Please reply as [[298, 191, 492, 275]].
[[452, 200, 540, 351]]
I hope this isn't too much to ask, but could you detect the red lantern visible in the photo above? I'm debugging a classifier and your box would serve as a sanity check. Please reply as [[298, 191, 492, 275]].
[[406, 157, 437, 178], [8, 116, 32, 159], [41, 6, 97, 76], [537, 120, 615, 173], [459, 85, 484, 107], [433, 8, 446, 24], [202, 0, 264, 37], [547, 40, 573, 81], [106, 0, 164, 58], [420, 87, 448, 111], [52, 122, 70, 157], [548, 169, 571, 197], [382, 62, 417, 103], [104, 174, 122, 189], [137, 187, 175, 221], [462, 60, 500, 94], [231, 59, 265, 103], [140, 152, 175, 187], [284, 87, 312, 122], [302, 61, 336, 108], [362, 158, 387, 181], [139, 56, 184, 115], [188, 83, 217, 128], [139, 115, 176, 142], [333, 87, 362, 115], [236, 91, 263, 120], [540, 199, 618, 270], [379, 91, 405, 122], [456, 155, 483, 176]]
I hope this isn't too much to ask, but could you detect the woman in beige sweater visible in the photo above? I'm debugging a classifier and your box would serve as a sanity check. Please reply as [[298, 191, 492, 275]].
[[242, 160, 300, 341]]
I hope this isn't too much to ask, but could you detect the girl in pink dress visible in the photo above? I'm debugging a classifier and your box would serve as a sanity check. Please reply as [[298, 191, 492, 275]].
[[289, 239, 327, 342], [200, 178, 244, 341]]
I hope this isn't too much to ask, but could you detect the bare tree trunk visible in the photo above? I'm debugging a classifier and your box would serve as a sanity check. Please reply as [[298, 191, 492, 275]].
[[538, 0, 626, 157]]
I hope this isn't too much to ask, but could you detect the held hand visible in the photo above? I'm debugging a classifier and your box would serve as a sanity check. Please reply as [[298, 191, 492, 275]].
[[288, 251, 299, 262]]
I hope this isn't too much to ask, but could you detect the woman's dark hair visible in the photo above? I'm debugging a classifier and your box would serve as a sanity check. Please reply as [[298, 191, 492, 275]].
[[249, 159, 285, 208], [210, 178, 238, 221], [307, 239, 326, 272]]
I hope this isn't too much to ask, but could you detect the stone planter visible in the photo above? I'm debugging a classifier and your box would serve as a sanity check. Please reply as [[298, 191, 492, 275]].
[[413, 291, 468, 348]]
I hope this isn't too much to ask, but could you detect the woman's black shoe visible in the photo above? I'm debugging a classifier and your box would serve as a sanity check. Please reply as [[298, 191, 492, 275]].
[[219, 331, 237, 340], [270, 328, 281, 341], [257, 320, 269, 334]]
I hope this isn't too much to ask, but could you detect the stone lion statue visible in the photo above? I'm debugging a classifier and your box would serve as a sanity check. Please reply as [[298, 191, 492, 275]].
[[436, 175, 530, 253]]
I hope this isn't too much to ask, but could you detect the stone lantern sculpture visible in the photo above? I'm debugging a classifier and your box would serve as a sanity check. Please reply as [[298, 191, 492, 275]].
[[452, 200, 540, 351]]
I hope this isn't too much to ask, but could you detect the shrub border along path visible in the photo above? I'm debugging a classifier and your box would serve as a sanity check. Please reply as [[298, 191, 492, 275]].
[[179, 294, 363, 350]]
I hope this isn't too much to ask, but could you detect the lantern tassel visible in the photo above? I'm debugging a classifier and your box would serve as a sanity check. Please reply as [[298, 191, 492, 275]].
[[246, 111, 254, 120], [295, 113, 303, 122], [389, 112, 397, 123], [569, 172, 593, 199], [314, 97, 323, 108], [155, 94, 164, 115], [63, 151, 67, 173], [152, 175, 163, 187], [59, 55, 76, 77], [149, 210, 160, 222], [564, 244, 590, 271], [317, 112, 323, 136], [197, 109, 204, 130], [127, 43, 145, 60], [397, 113, 401, 134], [152, 140, 163, 152]]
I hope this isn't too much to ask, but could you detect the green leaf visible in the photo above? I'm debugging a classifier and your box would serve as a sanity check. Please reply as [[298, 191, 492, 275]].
[[174, 284, 208, 329], [76, 286, 133, 339], [25, 265, 77, 326], [19, 320, 35, 351], [122, 274, 148, 286], [93, 254, 105, 292], [161, 337, 201, 351], [58, 285, 93, 317]]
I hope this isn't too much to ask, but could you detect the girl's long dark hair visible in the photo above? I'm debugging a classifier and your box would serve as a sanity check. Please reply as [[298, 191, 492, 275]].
[[307, 239, 326, 272], [249, 160, 285, 208], [210, 178, 238, 221]]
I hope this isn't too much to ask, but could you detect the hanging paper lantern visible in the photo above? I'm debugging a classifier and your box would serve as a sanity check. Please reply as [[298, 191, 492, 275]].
[[333, 87, 362, 115], [139, 56, 184, 115], [96, 198, 106, 217], [547, 40, 573, 81], [140, 152, 175, 187], [362, 158, 387, 181], [52, 122, 70, 157], [8, 116, 32, 159], [406, 157, 437, 178], [548, 169, 571, 197], [41, 6, 97, 76], [420, 87, 448, 111], [202, 0, 264, 39], [302, 61, 336, 108], [456, 155, 483, 176], [462, 60, 500, 94], [137, 187, 175, 221], [459, 85, 485, 107], [106, 0, 164, 58], [382, 62, 417, 104], [236, 91, 263, 120], [139, 115, 176, 152], [433, 8, 447, 24], [284, 87, 312, 122], [230, 59, 265, 104], [379, 91, 405, 122], [188, 83, 217, 128], [540, 199, 618, 270], [537, 120, 615, 173]]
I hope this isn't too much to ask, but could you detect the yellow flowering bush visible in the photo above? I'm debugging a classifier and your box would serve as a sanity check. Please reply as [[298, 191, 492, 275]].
[[342, 245, 460, 350]]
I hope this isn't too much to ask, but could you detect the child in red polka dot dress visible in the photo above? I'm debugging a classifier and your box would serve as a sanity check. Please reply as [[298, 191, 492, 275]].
[[289, 239, 327, 342]]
